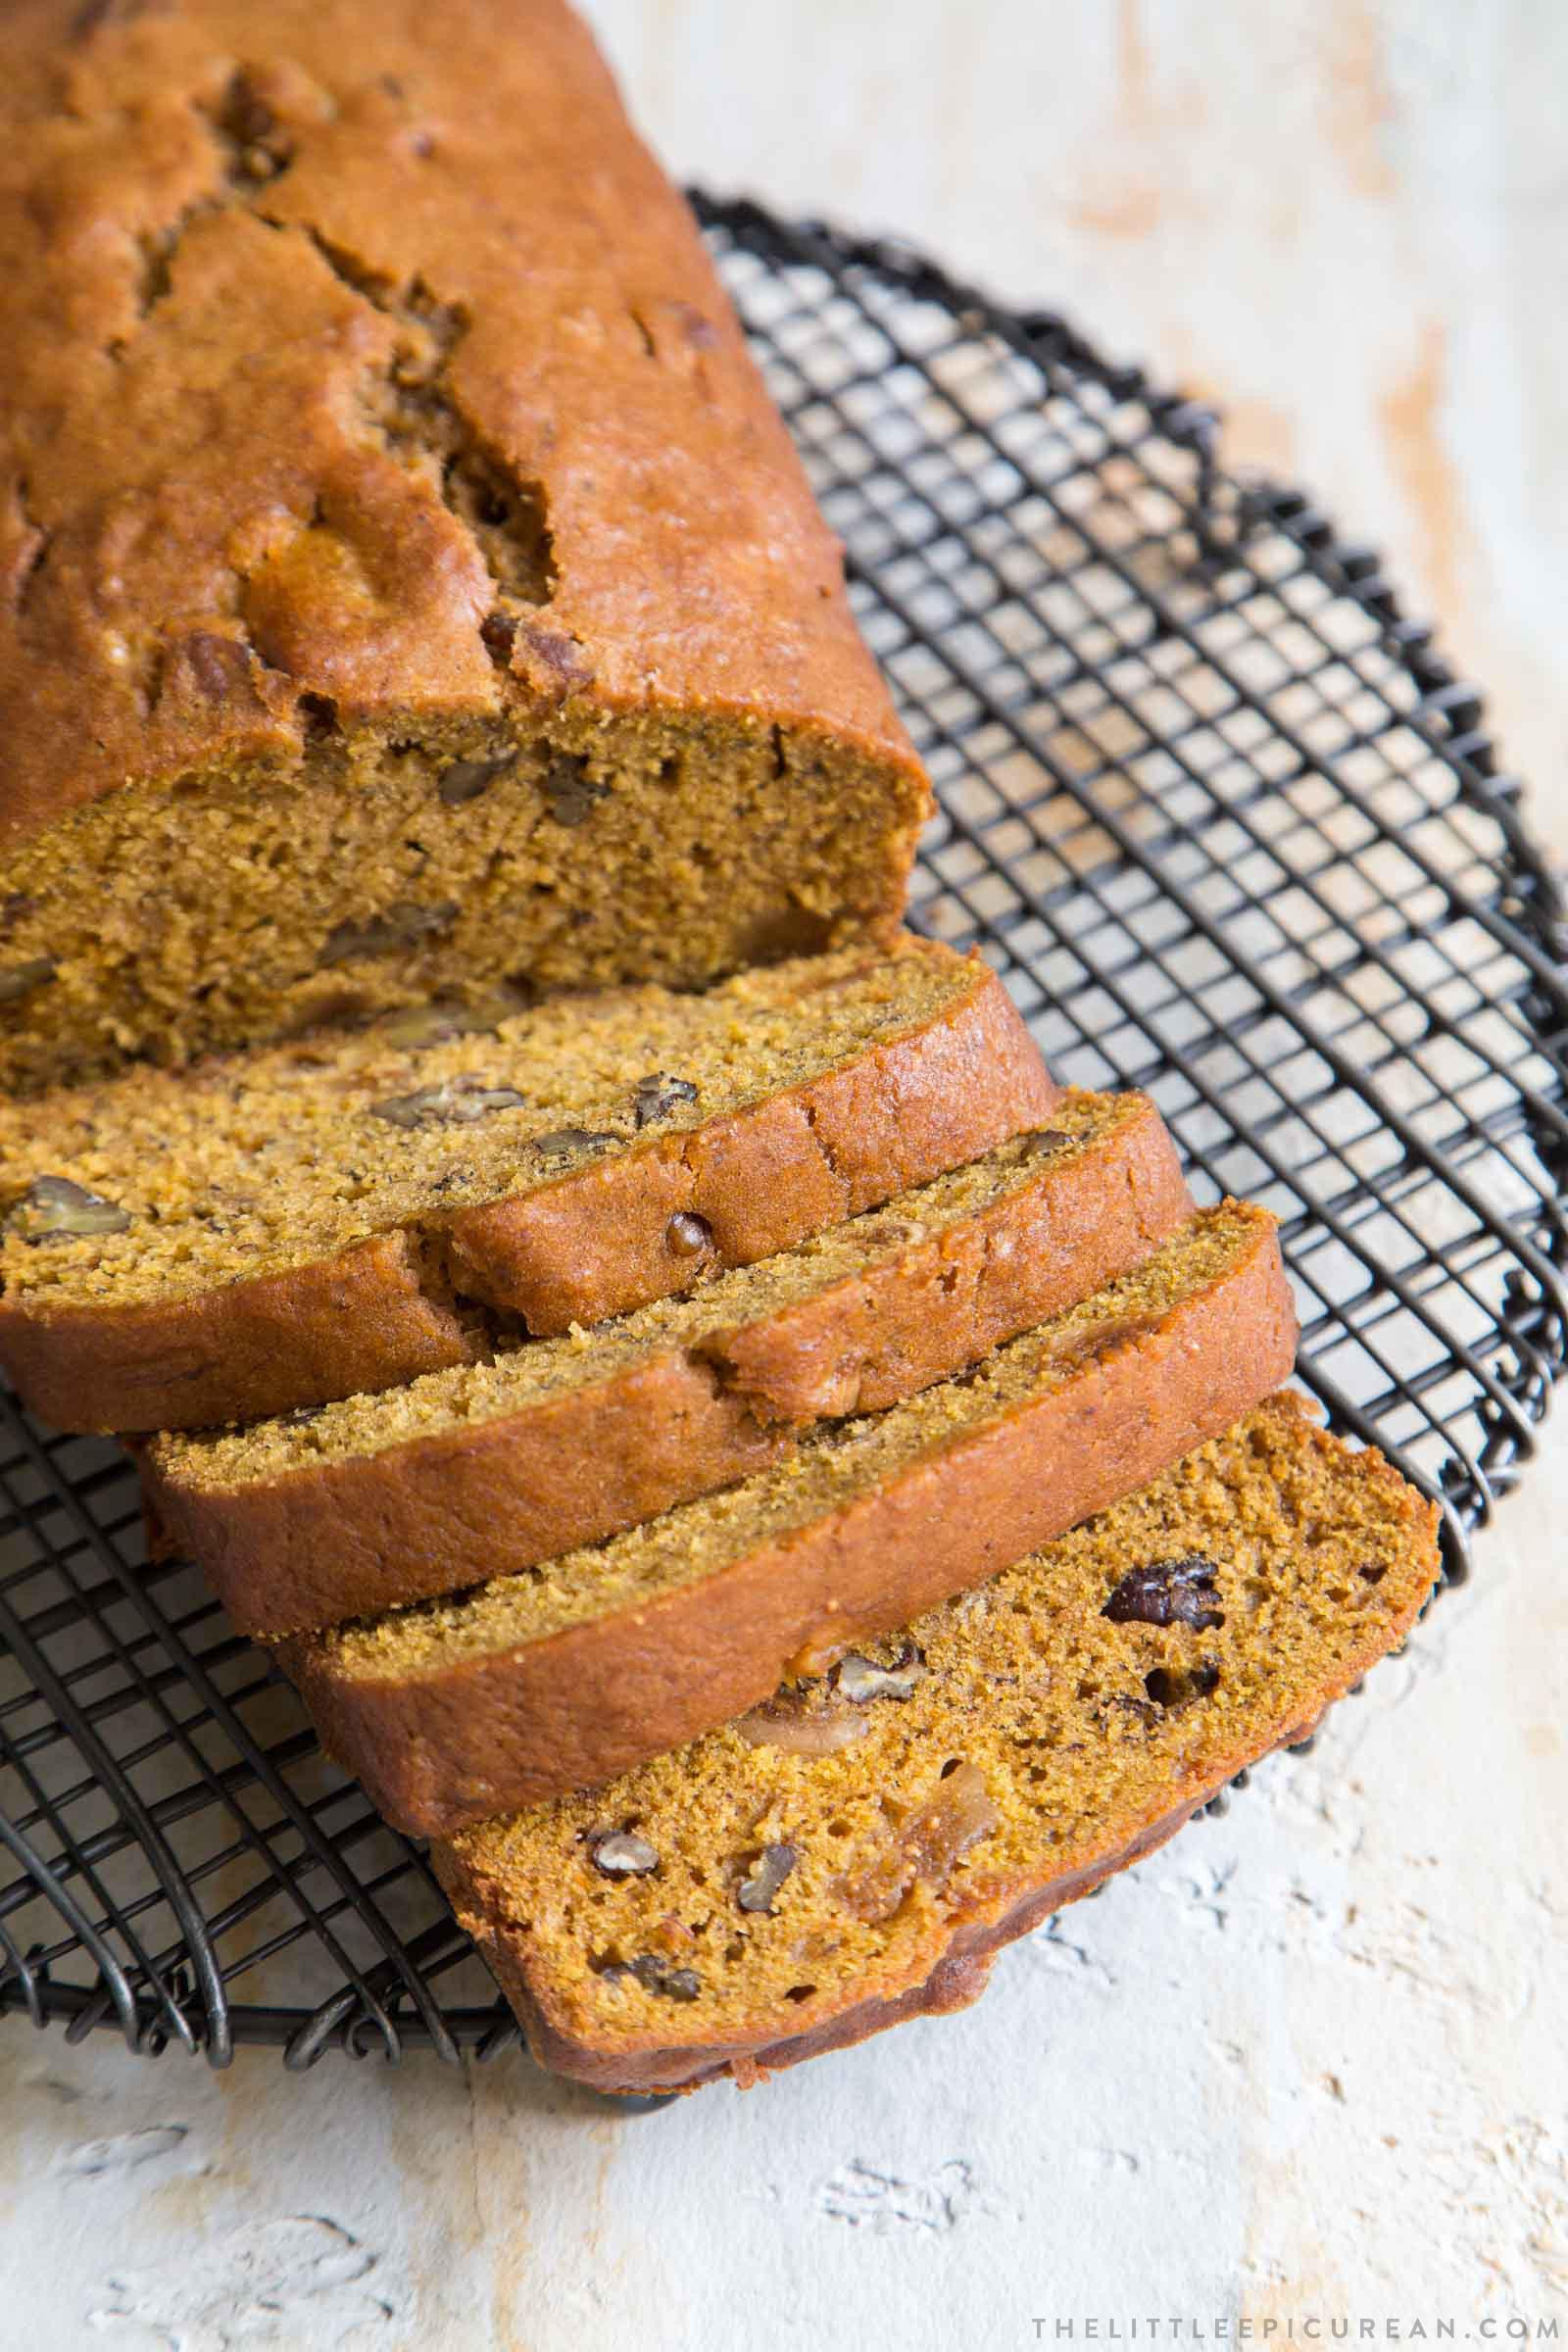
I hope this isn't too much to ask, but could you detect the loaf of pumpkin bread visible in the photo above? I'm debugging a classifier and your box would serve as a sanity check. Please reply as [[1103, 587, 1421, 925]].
[[281, 1202, 1298, 1833], [0, 939, 1054, 1432], [0, 0, 928, 1094], [143, 1091, 1192, 1636], [433, 1393, 1440, 2094]]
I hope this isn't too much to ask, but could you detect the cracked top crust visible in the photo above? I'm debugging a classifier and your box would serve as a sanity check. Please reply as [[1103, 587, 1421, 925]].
[[0, 0, 916, 848]]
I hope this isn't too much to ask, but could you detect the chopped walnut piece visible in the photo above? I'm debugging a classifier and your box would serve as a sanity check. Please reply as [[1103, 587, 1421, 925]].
[[631, 1072, 699, 1127], [1103, 1555, 1224, 1631], [542, 754, 610, 826], [588, 1829, 660, 1879], [6, 1175, 131, 1243], [736, 1686, 868, 1757], [532, 1126, 618, 1159], [438, 753, 518, 806], [835, 1643, 926, 1703], [737, 1843, 797, 1915], [839, 1762, 1001, 1924], [598, 1954, 701, 2002], [0, 957, 56, 1004], [377, 999, 512, 1050], [368, 1078, 527, 1130]]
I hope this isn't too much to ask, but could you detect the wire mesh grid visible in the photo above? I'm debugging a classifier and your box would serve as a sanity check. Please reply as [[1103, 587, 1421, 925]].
[[2, 196, 1566, 2068]]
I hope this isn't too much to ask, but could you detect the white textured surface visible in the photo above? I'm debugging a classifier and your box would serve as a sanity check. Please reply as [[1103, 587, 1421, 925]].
[[2, 5, 1565, 2341]]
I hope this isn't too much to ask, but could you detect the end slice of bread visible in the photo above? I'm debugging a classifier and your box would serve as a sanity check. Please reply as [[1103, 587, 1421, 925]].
[[433, 1393, 1440, 2094]]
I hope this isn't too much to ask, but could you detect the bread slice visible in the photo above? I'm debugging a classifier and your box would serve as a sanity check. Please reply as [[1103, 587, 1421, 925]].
[[0, 938, 1055, 1434], [281, 1202, 1298, 1833], [0, 0, 928, 1093], [432, 1393, 1440, 2094], [143, 1092, 1191, 1637]]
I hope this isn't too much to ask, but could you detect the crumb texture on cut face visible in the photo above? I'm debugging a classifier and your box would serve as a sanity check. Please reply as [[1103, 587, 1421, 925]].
[[0, 0, 927, 1088], [0, 707, 926, 1093], [0, 943, 967, 1314], [153, 1093, 1143, 1491], [436, 1395, 1439, 2077], [315, 1201, 1279, 1677]]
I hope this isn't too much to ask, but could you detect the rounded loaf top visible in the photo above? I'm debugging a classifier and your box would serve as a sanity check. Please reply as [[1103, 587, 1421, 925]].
[[0, 0, 920, 847]]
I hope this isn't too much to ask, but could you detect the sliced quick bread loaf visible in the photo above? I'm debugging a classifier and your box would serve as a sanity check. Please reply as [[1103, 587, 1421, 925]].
[[281, 1202, 1298, 1833], [433, 1392, 1440, 2094], [0, 0, 929, 1094], [0, 939, 1055, 1434], [145, 1092, 1190, 1637]]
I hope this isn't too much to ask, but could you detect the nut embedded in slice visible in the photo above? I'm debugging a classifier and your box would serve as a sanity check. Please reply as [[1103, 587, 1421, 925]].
[[542, 755, 611, 827], [0, 937, 1058, 1432], [589, 1831, 660, 1879], [0, 957, 56, 1005], [598, 1955, 702, 2002], [835, 1643, 926, 1703], [532, 1126, 620, 1158], [5, 1176, 131, 1243], [737, 1690, 869, 1758], [1102, 1555, 1225, 1631], [438, 755, 518, 806], [838, 1762, 1001, 1925], [632, 1074, 700, 1128], [737, 1844, 798, 1916], [375, 999, 518, 1050], [430, 1395, 1442, 2096], [368, 1079, 529, 1130]]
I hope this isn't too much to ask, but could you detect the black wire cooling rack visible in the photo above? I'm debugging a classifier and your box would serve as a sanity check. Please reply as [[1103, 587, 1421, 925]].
[[3, 196, 1566, 2071]]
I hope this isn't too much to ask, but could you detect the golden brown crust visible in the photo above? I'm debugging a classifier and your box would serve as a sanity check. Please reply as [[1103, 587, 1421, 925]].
[[0, 953, 1055, 1433], [150, 1355, 789, 1636], [669, 1089, 1190, 1422], [0, 1231, 476, 1433], [0, 0, 917, 833], [141, 1093, 1191, 1636], [445, 1702, 1337, 2095], [283, 1218, 1298, 1832], [441, 1794, 1191, 2095], [0, 0, 930, 1084], [433, 1414, 1441, 2093], [437, 947, 1058, 1331]]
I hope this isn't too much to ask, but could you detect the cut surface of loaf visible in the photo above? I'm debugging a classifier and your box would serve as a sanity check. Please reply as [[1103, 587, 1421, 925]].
[[433, 1393, 1440, 2094], [144, 1092, 1191, 1635], [281, 1201, 1299, 1832], [0, 0, 928, 1092], [0, 939, 1054, 1433]]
